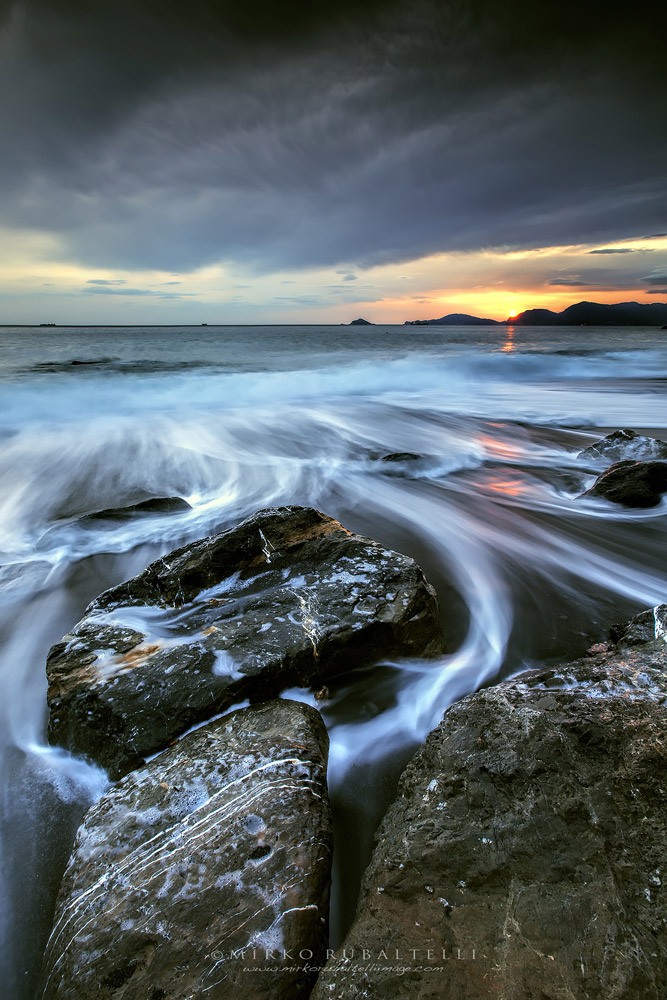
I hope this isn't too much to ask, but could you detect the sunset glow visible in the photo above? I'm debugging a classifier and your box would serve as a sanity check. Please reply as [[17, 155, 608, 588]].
[[0, 2, 664, 326], [1, 236, 665, 325]]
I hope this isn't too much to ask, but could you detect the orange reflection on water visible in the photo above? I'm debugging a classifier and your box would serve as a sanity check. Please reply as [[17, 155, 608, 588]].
[[478, 433, 521, 460], [483, 473, 524, 497], [502, 325, 516, 353]]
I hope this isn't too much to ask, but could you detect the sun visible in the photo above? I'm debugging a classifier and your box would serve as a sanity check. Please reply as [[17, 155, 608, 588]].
[[506, 300, 522, 319]]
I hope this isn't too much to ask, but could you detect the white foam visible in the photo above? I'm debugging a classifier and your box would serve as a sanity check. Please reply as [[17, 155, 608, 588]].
[[212, 650, 244, 679]]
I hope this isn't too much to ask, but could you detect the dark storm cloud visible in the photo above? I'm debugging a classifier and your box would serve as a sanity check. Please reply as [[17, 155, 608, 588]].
[[646, 289, 667, 295], [543, 253, 667, 291], [587, 248, 643, 255], [1, 0, 665, 273]]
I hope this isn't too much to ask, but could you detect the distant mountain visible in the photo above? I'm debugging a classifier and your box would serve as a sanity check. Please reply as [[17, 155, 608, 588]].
[[509, 308, 559, 325], [405, 301, 667, 327], [405, 313, 500, 326], [349, 317, 373, 325], [510, 301, 667, 326]]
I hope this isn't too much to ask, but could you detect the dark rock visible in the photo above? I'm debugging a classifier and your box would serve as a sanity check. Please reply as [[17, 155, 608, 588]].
[[380, 452, 422, 464], [581, 460, 667, 507], [312, 616, 667, 999], [578, 428, 667, 464], [371, 452, 441, 479], [80, 496, 192, 522], [69, 358, 113, 366], [349, 318, 373, 325], [609, 603, 667, 646], [47, 506, 444, 778], [41, 700, 332, 1000]]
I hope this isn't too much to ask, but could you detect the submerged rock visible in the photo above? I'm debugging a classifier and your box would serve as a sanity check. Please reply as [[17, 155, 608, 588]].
[[47, 506, 444, 778], [312, 610, 667, 999], [367, 452, 442, 479], [378, 452, 428, 478], [581, 459, 667, 507], [578, 428, 667, 464], [41, 700, 332, 1000], [79, 496, 191, 522], [380, 452, 423, 464]]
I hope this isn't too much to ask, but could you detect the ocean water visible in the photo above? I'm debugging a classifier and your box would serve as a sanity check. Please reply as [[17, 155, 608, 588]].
[[1, 323, 666, 996]]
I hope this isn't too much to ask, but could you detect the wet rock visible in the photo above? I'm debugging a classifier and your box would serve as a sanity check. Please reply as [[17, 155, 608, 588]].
[[41, 699, 332, 1000], [80, 496, 192, 522], [581, 459, 667, 507], [69, 358, 113, 366], [578, 428, 667, 465], [380, 452, 423, 464], [609, 603, 667, 646], [312, 615, 667, 999], [47, 506, 444, 778], [375, 452, 439, 479]]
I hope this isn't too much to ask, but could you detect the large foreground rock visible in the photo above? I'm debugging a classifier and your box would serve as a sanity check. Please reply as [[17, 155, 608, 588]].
[[313, 606, 667, 999], [582, 459, 667, 507], [46, 506, 444, 778], [41, 700, 332, 1000]]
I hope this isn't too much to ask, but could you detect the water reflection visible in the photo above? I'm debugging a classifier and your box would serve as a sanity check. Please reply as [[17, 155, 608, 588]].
[[502, 324, 516, 352]]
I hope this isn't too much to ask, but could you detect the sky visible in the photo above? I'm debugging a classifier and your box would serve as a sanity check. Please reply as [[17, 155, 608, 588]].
[[0, 0, 665, 324]]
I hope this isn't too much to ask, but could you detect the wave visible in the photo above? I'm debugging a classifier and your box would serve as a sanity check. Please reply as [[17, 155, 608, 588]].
[[2, 346, 666, 423], [0, 353, 665, 569]]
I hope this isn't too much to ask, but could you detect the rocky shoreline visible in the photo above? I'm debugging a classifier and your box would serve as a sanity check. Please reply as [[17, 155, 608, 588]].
[[312, 605, 667, 999], [39, 433, 667, 998]]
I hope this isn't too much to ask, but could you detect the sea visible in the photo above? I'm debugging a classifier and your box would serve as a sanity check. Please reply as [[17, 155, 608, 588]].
[[1, 323, 666, 998]]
